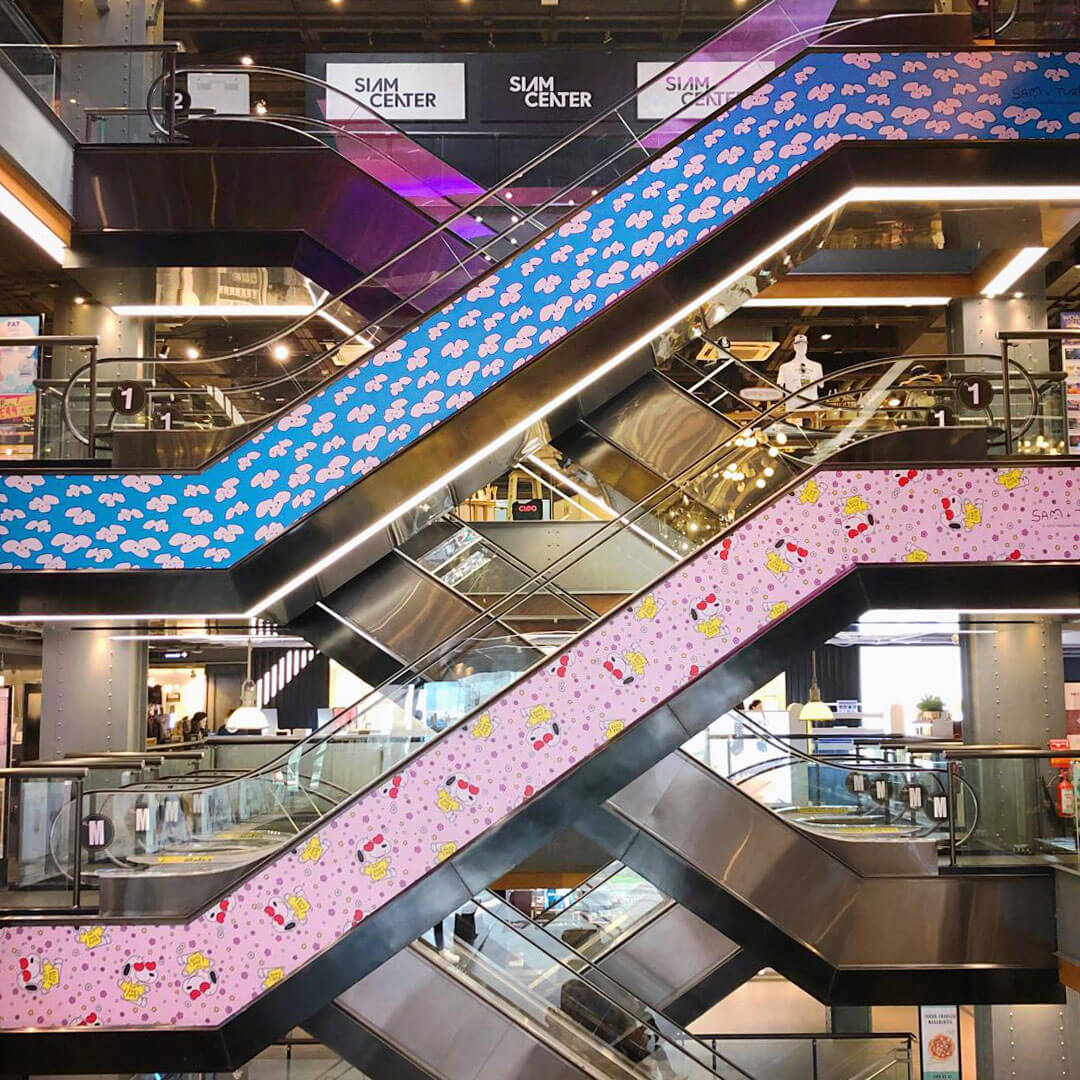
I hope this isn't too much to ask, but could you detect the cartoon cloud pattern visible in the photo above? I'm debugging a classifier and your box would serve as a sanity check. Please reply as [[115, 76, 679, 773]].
[[0, 461, 1076, 1029], [1, 51, 1080, 571]]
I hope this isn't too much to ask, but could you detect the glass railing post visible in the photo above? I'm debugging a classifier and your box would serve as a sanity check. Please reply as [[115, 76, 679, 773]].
[[1000, 339, 1014, 455], [71, 776, 83, 909], [948, 761, 959, 868]]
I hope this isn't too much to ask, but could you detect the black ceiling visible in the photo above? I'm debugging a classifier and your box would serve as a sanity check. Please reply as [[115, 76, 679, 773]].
[[20, 1, 766, 62]]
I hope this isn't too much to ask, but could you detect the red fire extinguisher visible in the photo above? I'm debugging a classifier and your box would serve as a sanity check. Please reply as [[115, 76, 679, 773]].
[[1049, 739, 1075, 818]]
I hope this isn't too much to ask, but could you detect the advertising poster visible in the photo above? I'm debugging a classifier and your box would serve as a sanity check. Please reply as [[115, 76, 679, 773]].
[[919, 1005, 962, 1080], [0, 314, 41, 459], [1061, 310, 1080, 454], [325, 62, 466, 121], [636, 59, 775, 120]]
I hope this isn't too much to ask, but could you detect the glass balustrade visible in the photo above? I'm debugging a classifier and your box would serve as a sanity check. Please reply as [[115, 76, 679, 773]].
[[0, 352, 1046, 904]]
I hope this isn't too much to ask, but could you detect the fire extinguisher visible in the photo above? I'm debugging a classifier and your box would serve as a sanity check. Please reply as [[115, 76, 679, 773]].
[[1049, 739, 1075, 818]]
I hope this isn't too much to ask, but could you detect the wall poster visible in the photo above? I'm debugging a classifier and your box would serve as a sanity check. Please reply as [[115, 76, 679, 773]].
[[0, 314, 41, 460], [919, 1005, 962, 1080]]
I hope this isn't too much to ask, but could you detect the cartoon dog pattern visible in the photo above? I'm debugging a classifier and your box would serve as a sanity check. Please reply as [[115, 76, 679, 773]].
[[1, 462, 1076, 1033], [0, 51, 1078, 574]]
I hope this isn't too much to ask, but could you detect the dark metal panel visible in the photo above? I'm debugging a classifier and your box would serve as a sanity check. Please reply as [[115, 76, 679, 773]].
[[313, 945, 593, 1080], [588, 751, 1061, 1004], [303, 1002, 436, 1080], [595, 901, 748, 1013], [1055, 868, 1080, 965], [585, 372, 737, 484]]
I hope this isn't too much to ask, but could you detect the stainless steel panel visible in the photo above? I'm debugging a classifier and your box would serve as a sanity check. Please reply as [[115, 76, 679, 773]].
[[607, 752, 1056, 971], [336, 945, 593, 1080], [812, 832, 938, 876], [328, 552, 478, 665], [586, 374, 736, 483], [475, 522, 670, 595], [1055, 868, 1080, 964], [597, 903, 743, 1011]]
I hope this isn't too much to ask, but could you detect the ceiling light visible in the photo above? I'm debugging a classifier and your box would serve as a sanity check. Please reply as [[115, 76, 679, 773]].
[[240, 55, 254, 67], [1013, 291, 1024, 299], [0, 183, 67, 263], [819, 332, 832, 341], [254, 99, 268, 116], [745, 296, 951, 308], [111, 304, 316, 317], [272, 343, 289, 361], [982, 246, 1048, 298], [185, 346, 201, 360], [73, 296, 86, 305]]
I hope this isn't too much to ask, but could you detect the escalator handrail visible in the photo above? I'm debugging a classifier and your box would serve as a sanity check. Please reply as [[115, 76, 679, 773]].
[[711, 708, 981, 845], [475, 890, 758, 1080], [16, 350, 1018, 922], [116, 348, 1013, 798], [57, 9, 916, 452]]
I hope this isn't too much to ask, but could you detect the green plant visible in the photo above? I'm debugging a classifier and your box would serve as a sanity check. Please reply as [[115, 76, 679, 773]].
[[917, 694, 944, 713]]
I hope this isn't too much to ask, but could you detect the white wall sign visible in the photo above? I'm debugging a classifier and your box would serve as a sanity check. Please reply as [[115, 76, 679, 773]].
[[919, 1005, 962, 1080], [636, 60, 774, 120], [325, 63, 466, 121], [188, 72, 251, 116]]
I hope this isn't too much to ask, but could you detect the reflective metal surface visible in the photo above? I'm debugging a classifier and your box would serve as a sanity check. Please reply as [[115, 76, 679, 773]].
[[316, 943, 613, 1080], [594, 902, 753, 1017], [589, 751, 1059, 1002]]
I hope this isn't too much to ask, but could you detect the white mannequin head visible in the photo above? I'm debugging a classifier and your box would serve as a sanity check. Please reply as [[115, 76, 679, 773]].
[[792, 333, 809, 362]]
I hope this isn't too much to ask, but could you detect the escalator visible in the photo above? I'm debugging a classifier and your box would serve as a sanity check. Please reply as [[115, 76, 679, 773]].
[[304, 892, 756, 1080], [2, 341, 1077, 1070], [538, 864, 761, 1025], [579, 748, 1060, 1004], [15, 34, 1080, 621]]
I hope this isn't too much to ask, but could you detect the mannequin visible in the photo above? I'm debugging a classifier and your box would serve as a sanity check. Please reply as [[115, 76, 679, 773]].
[[776, 333, 823, 412]]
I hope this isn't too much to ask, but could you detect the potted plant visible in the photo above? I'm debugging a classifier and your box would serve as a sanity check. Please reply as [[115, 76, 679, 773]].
[[916, 694, 948, 737]]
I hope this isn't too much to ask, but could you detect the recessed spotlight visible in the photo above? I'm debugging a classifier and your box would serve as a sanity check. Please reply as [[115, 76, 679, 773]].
[[185, 346, 201, 360], [272, 343, 289, 361], [73, 295, 86, 305], [820, 332, 832, 341], [255, 99, 268, 115], [1013, 291, 1024, 299], [240, 55, 255, 67]]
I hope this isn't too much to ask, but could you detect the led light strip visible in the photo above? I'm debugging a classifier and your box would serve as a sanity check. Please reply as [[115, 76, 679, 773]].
[[111, 304, 317, 318], [982, 246, 1049, 298], [5, 184, 1080, 622], [0, 182, 67, 264], [744, 296, 952, 308]]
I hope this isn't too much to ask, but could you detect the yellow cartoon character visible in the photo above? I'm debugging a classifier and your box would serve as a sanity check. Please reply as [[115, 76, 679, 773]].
[[604, 720, 625, 741], [764, 599, 788, 621], [358, 832, 394, 881], [996, 468, 1023, 491], [298, 835, 323, 863], [118, 957, 157, 1002], [433, 841, 457, 863], [180, 950, 212, 978], [798, 477, 820, 505], [286, 893, 311, 924], [470, 712, 495, 739], [695, 616, 724, 640], [623, 646, 648, 680], [524, 704, 553, 728], [841, 494, 875, 538], [436, 786, 462, 818], [635, 594, 662, 620], [76, 926, 109, 950], [260, 967, 285, 989], [765, 549, 791, 577], [19, 955, 61, 994], [963, 500, 982, 531], [904, 547, 929, 563]]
